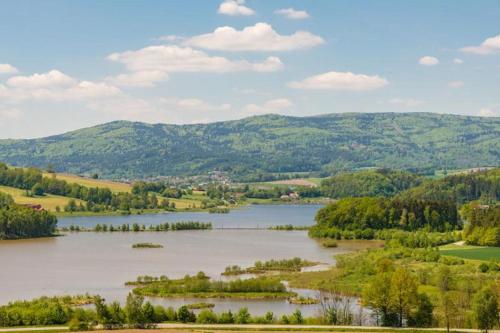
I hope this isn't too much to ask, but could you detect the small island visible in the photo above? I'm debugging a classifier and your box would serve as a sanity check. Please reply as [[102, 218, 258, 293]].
[[126, 272, 295, 299], [132, 243, 164, 249], [223, 257, 318, 276]]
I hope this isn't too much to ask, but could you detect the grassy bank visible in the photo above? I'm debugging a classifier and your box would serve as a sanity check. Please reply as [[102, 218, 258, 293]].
[[439, 244, 500, 261]]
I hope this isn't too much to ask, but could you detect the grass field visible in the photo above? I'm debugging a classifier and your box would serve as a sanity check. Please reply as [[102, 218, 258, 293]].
[[440, 244, 500, 261], [42, 172, 132, 193], [0, 185, 85, 212]]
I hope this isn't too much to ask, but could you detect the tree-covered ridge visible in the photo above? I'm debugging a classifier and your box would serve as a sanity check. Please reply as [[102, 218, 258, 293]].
[[397, 168, 499, 204], [0, 192, 57, 240], [0, 113, 498, 179], [320, 169, 423, 198]]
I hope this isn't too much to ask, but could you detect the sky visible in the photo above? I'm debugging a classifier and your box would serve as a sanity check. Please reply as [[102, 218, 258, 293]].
[[0, 0, 499, 139]]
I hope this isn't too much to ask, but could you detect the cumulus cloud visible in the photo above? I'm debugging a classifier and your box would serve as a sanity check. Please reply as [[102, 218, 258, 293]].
[[88, 95, 233, 124], [0, 64, 19, 75], [288, 71, 388, 91], [7, 70, 76, 88], [478, 108, 498, 117], [107, 70, 169, 87], [419, 56, 439, 66], [108, 45, 283, 75], [448, 81, 464, 88], [243, 98, 293, 115], [1, 70, 121, 102], [218, 0, 255, 16], [274, 8, 310, 19], [388, 98, 424, 108], [183, 23, 324, 51], [461, 34, 500, 55], [453, 58, 464, 65]]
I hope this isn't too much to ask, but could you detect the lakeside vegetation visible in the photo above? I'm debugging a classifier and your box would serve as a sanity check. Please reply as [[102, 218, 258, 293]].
[[132, 243, 163, 249], [61, 221, 212, 233], [0, 293, 350, 329], [185, 302, 215, 309], [280, 242, 499, 329], [223, 258, 318, 276], [0, 192, 57, 240], [126, 272, 295, 299]]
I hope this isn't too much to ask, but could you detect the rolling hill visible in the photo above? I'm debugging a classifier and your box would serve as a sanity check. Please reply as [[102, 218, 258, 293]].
[[0, 113, 498, 179]]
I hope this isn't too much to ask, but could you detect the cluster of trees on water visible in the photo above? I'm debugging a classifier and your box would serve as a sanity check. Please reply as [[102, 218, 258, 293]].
[[224, 258, 316, 276], [0, 192, 57, 240], [63, 221, 212, 232], [462, 203, 500, 246], [313, 197, 459, 234], [129, 273, 289, 297], [0, 164, 175, 213]]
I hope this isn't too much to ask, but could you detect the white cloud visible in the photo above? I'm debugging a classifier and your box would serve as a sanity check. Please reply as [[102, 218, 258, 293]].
[[478, 108, 498, 117], [461, 34, 500, 55], [288, 71, 388, 91], [107, 70, 169, 87], [274, 8, 310, 19], [418, 56, 439, 66], [108, 45, 283, 73], [183, 23, 324, 51], [0, 64, 19, 75], [157, 35, 184, 42], [0, 108, 22, 120], [168, 98, 231, 112], [448, 81, 464, 88], [218, 0, 255, 16], [1, 70, 121, 102], [7, 70, 76, 88], [243, 98, 293, 115], [388, 98, 424, 108], [88, 95, 233, 124], [453, 58, 463, 65]]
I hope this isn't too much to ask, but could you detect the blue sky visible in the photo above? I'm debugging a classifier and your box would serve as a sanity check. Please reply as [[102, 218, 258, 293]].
[[0, 0, 499, 138]]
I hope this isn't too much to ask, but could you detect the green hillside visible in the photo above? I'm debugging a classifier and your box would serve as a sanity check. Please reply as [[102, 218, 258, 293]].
[[0, 113, 498, 179]]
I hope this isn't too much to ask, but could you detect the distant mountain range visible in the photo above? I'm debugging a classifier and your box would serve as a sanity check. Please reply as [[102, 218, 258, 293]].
[[0, 113, 498, 179]]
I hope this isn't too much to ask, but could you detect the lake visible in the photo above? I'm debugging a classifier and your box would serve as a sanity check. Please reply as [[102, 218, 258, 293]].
[[57, 204, 323, 229], [0, 204, 376, 320]]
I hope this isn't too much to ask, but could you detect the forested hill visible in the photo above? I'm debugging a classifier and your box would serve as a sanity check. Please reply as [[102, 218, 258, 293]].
[[0, 112, 498, 179]]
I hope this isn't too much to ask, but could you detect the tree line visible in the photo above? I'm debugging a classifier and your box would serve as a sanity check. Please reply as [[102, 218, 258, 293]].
[[62, 221, 212, 232], [320, 169, 423, 199], [0, 192, 57, 240], [397, 168, 499, 204], [312, 197, 459, 235], [462, 203, 500, 246], [0, 164, 175, 213]]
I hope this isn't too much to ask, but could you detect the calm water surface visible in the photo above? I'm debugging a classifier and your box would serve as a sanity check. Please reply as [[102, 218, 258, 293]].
[[58, 204, 322, 228], [0, 205, 378, 319]]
